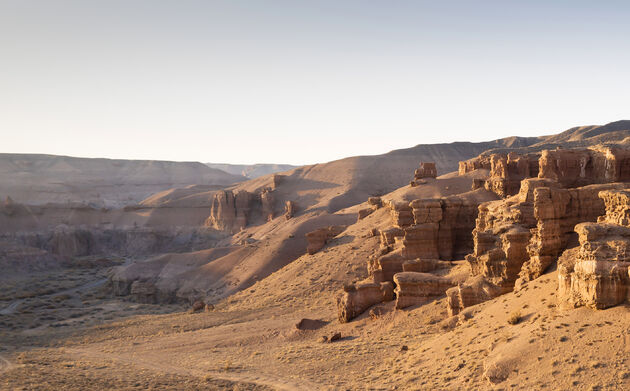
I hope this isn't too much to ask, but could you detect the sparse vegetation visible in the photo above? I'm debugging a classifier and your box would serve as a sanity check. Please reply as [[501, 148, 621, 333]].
[[507, 311, 521, 325]]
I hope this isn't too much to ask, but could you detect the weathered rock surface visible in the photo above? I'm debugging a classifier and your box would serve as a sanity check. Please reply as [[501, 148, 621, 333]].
[[484, 152, 540, 198], [393, 272, 455, 309], [558, 190, 630, 309], [539, 147, 630, 186], [261, 188, 275, 222], [284, 200, 296, 220], [414, 162, 437, 180], [449, 170, 630, 314], [206, 188, 277, 232], [305, 225, 346, 255], [337, 281, 394, 323]]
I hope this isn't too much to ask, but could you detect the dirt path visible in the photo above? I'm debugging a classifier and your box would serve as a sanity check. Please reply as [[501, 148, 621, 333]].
[[66, 347, 324, 391]]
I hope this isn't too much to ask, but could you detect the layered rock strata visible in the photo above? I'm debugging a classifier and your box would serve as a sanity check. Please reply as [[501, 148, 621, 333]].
[[206, 188, 277, 232], [414, 162, 437, 179], [448, 176, 630, 315], [558, 190, 630, 309], [394, 272, 455, 309]]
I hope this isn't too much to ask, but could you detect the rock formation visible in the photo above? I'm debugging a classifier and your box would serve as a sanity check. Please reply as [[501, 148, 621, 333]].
[[483, 152, 539, 198], [305, 225, 347, 255], [447, 150, 630, 315], [558, 190, 630, 309], [261, 188, 275, 222], [459, 155, 492, 175], [357, 207, 374, 221], [284, 200, 296, 220], [337, 281, 394, 323], [414, 162, 437, 179], [393, 272, 455, 309], [206, 188, 277, 232]]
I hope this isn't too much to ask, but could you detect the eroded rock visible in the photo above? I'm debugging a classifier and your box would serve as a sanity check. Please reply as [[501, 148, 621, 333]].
[[305, 225, 346, 254], [337, 281, 394, 323], [393, 272, 455, 309]]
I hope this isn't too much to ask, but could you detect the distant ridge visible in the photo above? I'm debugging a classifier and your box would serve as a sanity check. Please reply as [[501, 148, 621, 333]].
[[0, 153, 246, 207], [205, 163, 298, 179]]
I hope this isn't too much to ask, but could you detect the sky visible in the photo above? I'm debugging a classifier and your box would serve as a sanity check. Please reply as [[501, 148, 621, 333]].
[[1, 1, 629, 165]]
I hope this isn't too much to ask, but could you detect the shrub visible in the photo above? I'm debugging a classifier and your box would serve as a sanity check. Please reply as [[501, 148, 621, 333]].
[[507, 311, 521, 325]]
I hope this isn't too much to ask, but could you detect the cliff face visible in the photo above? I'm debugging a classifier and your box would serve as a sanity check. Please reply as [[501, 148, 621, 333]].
[[205, 188, 277, 233]]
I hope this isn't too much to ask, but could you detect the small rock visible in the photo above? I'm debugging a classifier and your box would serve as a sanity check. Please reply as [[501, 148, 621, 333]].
[[400, 345, 408, 352], [329, 332, 342, 342], [319, 335, 328, 343]]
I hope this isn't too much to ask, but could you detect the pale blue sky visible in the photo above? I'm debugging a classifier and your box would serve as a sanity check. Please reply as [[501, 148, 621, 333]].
[[1, 1, 629, 164]]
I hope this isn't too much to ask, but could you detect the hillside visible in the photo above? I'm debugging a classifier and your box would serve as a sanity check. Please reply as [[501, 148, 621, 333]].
[[0, 154, 246, 207], [206, 163, 298, 179], [2, 120, 630, 390]]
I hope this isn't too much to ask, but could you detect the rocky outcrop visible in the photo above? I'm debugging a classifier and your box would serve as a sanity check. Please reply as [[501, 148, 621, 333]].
[[48, 225, 94, 257], [368, 197, 383, 208], [379, 227, 404, 253], [394, 272, 455, 309], [380, 196, 480, 261], [207, 190, 242, 232], [538, 147, 630, 186], [357, 207, 374, 221], [305, 225, 346, 254], [558, 223, 630, 309], [448, 173, 630, 315], [261, 188, 275, 222], [402, 258, 441, 273], [459, 155, 492, 175], [206, 188, 277, 232], [558, 190, 630, 309], [446, 275, 503, 316], [414, 162, 437, 179], [388, 201, 414, 228], [484, 152, 540, 198], [284, 200, 296, 220], [337, 281, 394, 323], [597, 190, 630, 225], [369, 251, 405, 283]]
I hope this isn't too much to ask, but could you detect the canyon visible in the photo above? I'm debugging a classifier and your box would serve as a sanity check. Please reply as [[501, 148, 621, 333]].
[[2, 120, 630, 390]]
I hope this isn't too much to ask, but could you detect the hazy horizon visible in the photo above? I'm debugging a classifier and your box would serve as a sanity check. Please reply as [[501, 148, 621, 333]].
[[2, 1, 629, 165]]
